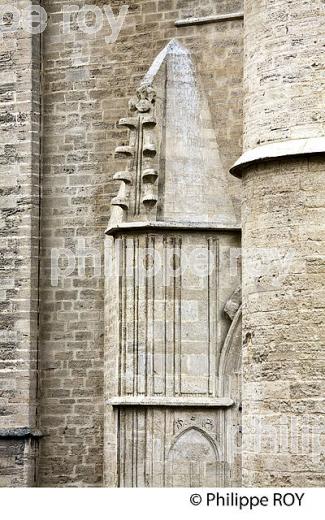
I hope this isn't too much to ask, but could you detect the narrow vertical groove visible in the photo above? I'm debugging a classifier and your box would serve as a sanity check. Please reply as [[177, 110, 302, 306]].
[[215, 410, 220, 486], [163, 236, 168, 396], [172, 238, 176, 396], [136, 238, 140, 395], [163, 408, 166, 487], [215, 239, 220, 398], [149, 236, 155, 396], [119, 238, 126, 395], [151, 408, 154, 486], [123, 410, 126, 486], [118, 239, 122, 395], [132, 238, 136, 395], [132, 238, 138, 395], [120, 238, 128, 394], [208, 238, 218, 396], [131, 410, 135, 486], [135, 411, 138, 487], [178, 237, 182, 396], [208, 238, 212, 396], [144, 235, 149, 395], [117, 409, 121, 487], [144, 408, 147, 486], [223, 410, 226, 487]]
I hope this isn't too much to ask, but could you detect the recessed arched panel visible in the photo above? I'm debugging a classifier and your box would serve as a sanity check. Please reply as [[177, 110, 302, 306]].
[[165, 427, 221, 487]]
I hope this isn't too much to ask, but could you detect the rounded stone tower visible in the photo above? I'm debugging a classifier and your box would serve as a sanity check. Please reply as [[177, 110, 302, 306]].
[[231, 0, 325, 486]]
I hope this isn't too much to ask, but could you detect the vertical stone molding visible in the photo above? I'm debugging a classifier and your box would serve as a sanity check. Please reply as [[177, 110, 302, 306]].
[[0, 1, 41, 486], [232, 0, 325, 486]]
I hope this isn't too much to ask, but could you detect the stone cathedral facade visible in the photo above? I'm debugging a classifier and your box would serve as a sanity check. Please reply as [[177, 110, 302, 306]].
[[0, 0, 324, 487]]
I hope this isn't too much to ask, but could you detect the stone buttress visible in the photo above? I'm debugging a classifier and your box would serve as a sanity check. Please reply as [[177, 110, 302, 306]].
[[104, 41, 242, 487]]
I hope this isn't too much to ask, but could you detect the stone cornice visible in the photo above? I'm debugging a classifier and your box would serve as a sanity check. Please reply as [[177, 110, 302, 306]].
[[175, 12, 244, 27], [105, 220, 241, 235], [0, 428, 43, 439], [107, 397, 234, 407], [230, 137, 325, 177]]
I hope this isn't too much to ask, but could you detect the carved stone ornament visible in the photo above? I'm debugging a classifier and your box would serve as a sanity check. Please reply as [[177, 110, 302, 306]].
[[129, 85, 156, 113]]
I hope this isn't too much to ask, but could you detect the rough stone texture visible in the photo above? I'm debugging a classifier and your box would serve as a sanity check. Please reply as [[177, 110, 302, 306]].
[[240, 0, 325, 486], [243, 0, 324, 148], [0, 437, 35, 487], [242, 158, 325, 486], [1, 0, 324, 488], [1, 0, 324, 489], [38, 0, 243, 487], [0, 0, 41, 486]]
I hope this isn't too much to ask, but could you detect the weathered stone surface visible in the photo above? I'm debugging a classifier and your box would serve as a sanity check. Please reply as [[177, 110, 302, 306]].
[[237, 0, 325, 487], [3, 0, 323, 489], [37, 0, 243, 487], [0, 0, 41, 486]]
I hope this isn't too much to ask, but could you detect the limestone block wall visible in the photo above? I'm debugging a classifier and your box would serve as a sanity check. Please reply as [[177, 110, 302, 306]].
[[243, 0, 324, 148], [239, 0, 325, 486], [38, 0, 243, 486], [0, 0, 41, 486], [242, 158, 325, 486]]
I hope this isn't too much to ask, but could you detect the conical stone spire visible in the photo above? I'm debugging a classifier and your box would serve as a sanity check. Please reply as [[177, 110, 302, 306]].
[[107, 39, 237, 231]]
